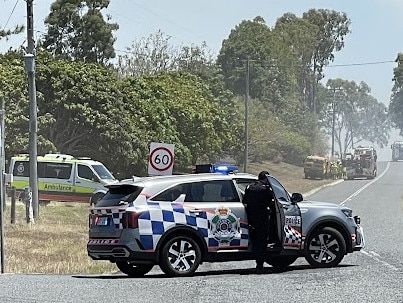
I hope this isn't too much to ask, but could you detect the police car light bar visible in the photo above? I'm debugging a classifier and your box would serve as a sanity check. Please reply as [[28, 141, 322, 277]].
[[194, 164, 239, 174]]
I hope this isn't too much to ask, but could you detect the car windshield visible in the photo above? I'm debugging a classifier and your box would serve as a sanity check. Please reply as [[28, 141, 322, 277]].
[[91, 164, 115, 180]]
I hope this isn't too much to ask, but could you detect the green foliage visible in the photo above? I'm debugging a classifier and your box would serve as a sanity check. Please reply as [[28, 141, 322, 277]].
[[217, 17, 293, 106], [246, 99, 310, 165], [274, 9, 351, 112], [42, 0, 118, 64], [0, 50, 241, 177], [390, 53, 403, 135], [0, 25, 24, 41]]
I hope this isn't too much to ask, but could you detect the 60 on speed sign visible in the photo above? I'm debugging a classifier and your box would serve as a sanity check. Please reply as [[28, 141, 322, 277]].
[[148, 142, 175, 176]]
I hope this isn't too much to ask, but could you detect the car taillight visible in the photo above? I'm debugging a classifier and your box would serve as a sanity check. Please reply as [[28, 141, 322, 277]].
[[89, 214, 94, 228], [122, 211, 140, 229]]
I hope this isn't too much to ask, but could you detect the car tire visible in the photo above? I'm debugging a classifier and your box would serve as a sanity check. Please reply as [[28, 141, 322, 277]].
[[265, 255, 298, 268], [304, 227, 346, 268], [159, 235, 201, 277], [90, 193, 105, 206], [116, 261, 153, 277]]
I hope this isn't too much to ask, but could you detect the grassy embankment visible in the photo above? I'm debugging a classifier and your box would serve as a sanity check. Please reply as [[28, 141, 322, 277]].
[[2, 161, 335, 274]]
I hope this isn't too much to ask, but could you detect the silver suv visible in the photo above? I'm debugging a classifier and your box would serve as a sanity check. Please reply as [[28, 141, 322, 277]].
[[87, 172, 365, 277]]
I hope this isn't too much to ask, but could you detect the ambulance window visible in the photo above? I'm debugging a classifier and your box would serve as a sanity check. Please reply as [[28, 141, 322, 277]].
[[78, 164, 96, 180], [40, 162, 72, 179], [38, 162, 71, 179], [92, 164, 115, 180], [13, 161, 30, 177]]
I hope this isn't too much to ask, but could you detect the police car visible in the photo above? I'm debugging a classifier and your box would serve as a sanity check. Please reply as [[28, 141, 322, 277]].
[[87, 165, 365, 277]]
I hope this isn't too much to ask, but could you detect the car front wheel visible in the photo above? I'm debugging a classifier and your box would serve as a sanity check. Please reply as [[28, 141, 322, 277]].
[[116, 261, 154, 277], [159, 235, 201, 277], [305, 227, 346, 268]]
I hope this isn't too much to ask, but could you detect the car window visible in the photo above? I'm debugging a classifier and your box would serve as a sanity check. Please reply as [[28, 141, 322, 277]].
[[234, 178, 256, 193], [91, 164, 115, 180], [78, 164, 96, 180], [268, 176, 290, 202], [152, 180, 240, 203], [152, 184, 186, 202]]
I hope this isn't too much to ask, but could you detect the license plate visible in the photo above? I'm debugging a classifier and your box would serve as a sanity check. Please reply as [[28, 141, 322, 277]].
[[96, 216, 110, 226]]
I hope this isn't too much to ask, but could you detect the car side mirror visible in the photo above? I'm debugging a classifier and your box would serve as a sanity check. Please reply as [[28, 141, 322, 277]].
[[291, 193, 303, 203]]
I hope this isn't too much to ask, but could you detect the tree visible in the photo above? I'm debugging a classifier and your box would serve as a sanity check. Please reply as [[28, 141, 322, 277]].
[[275, 9, 351, 113], [390, 53, 403, 135], [116, 30, 180, 77], [0, 49, 242, 177], [217, 16, 293, 106], [0, 51, 57, 158], [0, 25, 24, 42], [245, 98, 311, 165], [42, 0, 118, 64], [322, 79, 390, 156]]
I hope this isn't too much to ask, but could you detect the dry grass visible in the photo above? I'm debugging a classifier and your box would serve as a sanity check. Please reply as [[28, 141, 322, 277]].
[[1, 161, 334, 274], [2, 201, 116, 274], [247, 160, 335, 195]]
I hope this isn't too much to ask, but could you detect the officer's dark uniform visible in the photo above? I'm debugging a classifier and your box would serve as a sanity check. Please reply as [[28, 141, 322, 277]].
[[242, 171, 275, 272]]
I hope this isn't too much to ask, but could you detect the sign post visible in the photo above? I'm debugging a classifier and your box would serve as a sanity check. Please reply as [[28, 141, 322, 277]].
[[148, 142, 175, 176]]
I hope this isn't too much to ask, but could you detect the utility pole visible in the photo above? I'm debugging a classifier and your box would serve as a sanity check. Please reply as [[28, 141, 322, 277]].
[[244, 58, 250, 173], [0, 97, 5, 273], [331, 89, 336, 158], [24, 0, 39, 218]]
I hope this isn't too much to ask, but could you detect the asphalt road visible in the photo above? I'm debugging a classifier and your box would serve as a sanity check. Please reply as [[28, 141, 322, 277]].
[[0, 161, 402, 303]]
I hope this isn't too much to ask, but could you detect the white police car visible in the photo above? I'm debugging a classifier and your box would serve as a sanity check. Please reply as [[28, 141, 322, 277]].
[[87, 167, 364, 277]]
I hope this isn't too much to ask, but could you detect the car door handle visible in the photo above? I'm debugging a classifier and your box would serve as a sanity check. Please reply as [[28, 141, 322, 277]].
[[189, 209, 204, 214]]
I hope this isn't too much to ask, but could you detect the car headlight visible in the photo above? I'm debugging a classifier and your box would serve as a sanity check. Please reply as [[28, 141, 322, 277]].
[[341, 208, 353, 217]]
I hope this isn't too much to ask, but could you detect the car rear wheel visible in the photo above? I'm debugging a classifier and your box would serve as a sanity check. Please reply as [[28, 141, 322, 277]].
[[116, 261, 153, 277], [265, 255, 298, 268], [305, 227, 346, 268], [159, 235, 201, 277]]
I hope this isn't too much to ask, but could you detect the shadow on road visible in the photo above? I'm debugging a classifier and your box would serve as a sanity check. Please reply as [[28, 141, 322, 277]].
[[72, 264, 355, 279]]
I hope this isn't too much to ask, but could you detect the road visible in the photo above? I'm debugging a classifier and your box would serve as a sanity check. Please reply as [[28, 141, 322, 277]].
[[0, 161, 402, 303]]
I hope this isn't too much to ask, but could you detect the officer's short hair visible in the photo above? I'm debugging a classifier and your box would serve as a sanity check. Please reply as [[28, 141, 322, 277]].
[[258, 171, 270, 180]]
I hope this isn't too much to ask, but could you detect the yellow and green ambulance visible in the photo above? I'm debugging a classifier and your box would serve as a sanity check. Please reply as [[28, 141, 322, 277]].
[[8, 154, 117, 204]]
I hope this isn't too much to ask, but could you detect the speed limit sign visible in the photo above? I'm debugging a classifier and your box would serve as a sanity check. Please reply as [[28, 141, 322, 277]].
[[148, 142, 175, 176]]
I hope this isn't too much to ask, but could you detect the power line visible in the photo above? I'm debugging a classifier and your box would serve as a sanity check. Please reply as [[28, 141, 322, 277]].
[[4, 0, 19, 29], [129, 0, 198, 36], [327, 60, 395, 67]]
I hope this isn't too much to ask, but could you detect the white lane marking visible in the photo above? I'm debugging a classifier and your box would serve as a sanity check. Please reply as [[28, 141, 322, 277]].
[[360, 249, 400, 271], [340, 162, 390, 206], [340, 163, 399, 272]]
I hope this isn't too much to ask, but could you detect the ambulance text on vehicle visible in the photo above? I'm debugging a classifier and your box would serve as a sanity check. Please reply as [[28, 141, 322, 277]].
[[8, 154, 117, 204]]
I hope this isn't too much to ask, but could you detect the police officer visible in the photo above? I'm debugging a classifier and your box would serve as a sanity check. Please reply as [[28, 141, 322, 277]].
[[242, 170, 275, 274]]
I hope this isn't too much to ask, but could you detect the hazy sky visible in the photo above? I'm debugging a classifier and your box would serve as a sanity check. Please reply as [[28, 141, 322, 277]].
[[1, 0, 402, 159]]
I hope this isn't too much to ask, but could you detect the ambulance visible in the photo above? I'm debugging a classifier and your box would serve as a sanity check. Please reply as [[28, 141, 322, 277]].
[[8, 154, 117, 204]]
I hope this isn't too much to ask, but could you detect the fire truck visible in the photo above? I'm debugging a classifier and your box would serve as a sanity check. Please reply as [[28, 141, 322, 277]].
[[391, 141, 403, 161], [344, 146, 377, 180]]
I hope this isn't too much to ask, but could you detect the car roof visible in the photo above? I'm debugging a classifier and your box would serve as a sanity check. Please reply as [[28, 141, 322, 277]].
[[107, 172, 257, 188]]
